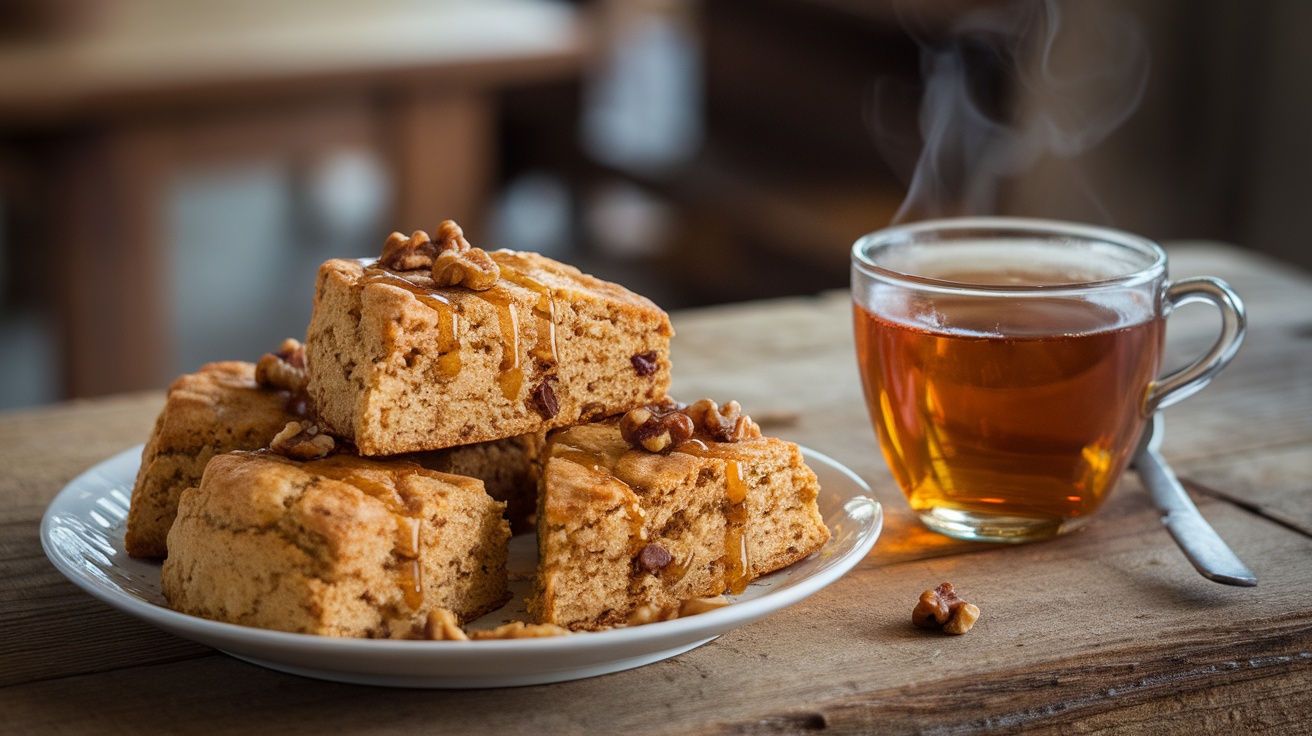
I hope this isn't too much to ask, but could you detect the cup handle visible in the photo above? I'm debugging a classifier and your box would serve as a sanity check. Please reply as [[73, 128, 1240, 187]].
[[1144, 277, 1246, 414]]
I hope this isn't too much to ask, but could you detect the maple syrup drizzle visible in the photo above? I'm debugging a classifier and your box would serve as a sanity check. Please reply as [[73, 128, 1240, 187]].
[[301, 456, 427, 610], [549, 445, 611, 474], [471, 286, 523, 400], [548, 439, 647, 553], [364, 257, 567, 406], [661, 551, 694, 586], [675, 441, 752, 595], [360, 268, 462, 379], [393, 516, 424, 610], [722, 459, 750, 594], [499, 266, 559, 367]]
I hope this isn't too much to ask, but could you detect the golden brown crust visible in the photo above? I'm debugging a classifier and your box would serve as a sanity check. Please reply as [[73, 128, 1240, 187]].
[[161, 451, 510, 638], [305, 252, 674, 456], [127, 359, 544, 557], [126, 361, 298, 558], [529, 414, 830, 631]]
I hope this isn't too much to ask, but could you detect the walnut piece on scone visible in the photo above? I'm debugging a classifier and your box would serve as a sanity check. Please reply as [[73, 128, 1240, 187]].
[[255, 338, 308, 394], [912, 582, 980, 635], [378, 220, 499, 290], [432, 245, 499, 290], [269, 420, 335, 460], [619, 398, 762, 453], [619, 404, 694, 453], [684, 398, 762, 443], [531, 414, 829, 631]]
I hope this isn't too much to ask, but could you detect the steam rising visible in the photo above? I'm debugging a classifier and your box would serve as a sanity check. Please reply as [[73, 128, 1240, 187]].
[[871, 0, 1149, 223]]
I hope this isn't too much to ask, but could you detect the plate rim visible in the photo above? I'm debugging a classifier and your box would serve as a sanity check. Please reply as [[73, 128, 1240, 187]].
[[41, 443, 882, 686]]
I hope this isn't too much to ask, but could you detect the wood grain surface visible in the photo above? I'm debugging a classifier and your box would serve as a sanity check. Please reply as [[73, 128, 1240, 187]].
[[1, 243, 1309, 734]]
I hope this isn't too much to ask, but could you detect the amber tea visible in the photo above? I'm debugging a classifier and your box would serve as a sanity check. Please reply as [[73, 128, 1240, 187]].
[[856, 294, 1163, 538], [851, 219, 1245, 542]]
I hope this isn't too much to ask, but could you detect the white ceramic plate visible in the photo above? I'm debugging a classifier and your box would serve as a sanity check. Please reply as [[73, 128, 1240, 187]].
[[41, 445, 882, 688]]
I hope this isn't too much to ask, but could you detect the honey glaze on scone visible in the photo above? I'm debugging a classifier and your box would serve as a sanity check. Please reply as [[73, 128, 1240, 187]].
[[125, 340, 312, 559], [161, 449, 510, 638], [305, 220, 673, 455], [529, 399, 831, 631], [281, 454, 431, 610], [355, 253, 562, 403]]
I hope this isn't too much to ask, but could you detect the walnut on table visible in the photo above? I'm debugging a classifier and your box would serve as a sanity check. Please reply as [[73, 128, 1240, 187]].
[[913, 582, 980, 635]]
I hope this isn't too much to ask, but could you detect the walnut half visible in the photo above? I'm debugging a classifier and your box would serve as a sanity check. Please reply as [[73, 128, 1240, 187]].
[[431, 237, 499, 290], [619, 406, 694, 453], [684, 399, 762, 443], [255, 338, 307, 394], [619, 398, 762, 453], [269, 421, 335, 460], [912, 582, 980, 635], [378, 220, 500, 290]]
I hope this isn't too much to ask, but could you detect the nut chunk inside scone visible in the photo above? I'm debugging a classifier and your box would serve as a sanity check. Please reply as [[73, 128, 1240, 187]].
[[305, 221, 674, 456], [529, 399, 831, 631], [162, 451, 510, 638]]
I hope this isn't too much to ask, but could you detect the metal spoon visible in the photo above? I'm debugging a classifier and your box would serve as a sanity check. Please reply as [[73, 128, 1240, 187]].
[[1131, 413, 1257, 586]]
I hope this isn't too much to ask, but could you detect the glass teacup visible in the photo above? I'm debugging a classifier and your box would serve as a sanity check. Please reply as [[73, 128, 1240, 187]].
[[851, 217, 1245, 542]]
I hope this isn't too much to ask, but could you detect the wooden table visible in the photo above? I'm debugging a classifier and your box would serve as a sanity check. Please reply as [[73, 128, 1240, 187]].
[[0, 0, 585, 398], [2, 243, 1310, 733]]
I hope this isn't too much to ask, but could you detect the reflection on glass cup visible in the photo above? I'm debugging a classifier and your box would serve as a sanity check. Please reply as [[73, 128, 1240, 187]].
[[851, 218, 1245, 542]]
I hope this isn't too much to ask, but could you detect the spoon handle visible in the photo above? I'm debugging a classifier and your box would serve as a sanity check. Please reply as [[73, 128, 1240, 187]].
[[1135, 447, 1257, 587]]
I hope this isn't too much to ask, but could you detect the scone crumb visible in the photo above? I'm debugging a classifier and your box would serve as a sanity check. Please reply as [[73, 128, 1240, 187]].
[[912, 582, 980, 635], [678, 595, 731, 617], [469, 622, 572, 640], [424, 609, 469, 640], [627, 595, 731, 626], [422, 612, 571, 640]]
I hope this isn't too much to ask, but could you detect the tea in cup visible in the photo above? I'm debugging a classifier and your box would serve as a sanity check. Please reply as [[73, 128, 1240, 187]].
[[851, 217, 1244, 542]]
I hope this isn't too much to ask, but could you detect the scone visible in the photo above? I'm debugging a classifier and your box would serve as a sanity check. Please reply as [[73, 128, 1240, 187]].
[[126, 356, 304, 558], [529, 399, 831, 631], [129, 345, 542, 557], [305, 221, 674, 456], [161, 451, 510, 638]]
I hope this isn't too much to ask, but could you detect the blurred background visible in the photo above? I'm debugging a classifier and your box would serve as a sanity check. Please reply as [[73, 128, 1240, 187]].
[[1, 0, 1308, 410]]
